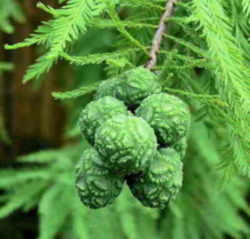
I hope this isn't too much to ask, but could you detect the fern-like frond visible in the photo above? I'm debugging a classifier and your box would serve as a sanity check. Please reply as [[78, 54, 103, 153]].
[[61, 50, 134, 66], [0, 169, 50, 189], [120, 0, 165, 11], [161, 122, 250, 239], [242, 0, 250, 17], [71, 194, 89, 239], [190, 0, 250, 177], [52, 81, 100, 100], [5, 0, 107, 82], [18, 145, 81, 163], [106, 3, 148, 55], [39, 184, 72, 239], [92, 18, 157, 29], [0, 181, 47, 219]]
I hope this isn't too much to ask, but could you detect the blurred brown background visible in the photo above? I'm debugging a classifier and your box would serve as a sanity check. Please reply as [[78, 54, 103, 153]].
[[0, 1, 67, 161]]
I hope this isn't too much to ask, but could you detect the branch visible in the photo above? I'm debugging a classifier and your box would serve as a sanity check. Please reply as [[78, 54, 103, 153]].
[[146, 0, 179, 70]]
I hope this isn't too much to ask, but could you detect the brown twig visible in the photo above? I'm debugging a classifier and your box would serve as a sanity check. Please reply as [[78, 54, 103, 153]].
[[146, 0, 179, 70]]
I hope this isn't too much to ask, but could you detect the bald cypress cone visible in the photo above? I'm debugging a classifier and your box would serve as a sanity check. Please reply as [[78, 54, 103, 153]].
[[127, 148, 183, 209], [173, 137, 188, 159], [75, 148, 124, 209], [136, 93, 191, 145], [79, 96, 129, 145], [95, 114, 157, 175], [95, 67, 162, 107]]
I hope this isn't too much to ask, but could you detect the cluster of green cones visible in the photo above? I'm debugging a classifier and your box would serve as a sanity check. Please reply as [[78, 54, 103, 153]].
[[76, 66, 191, 209]]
